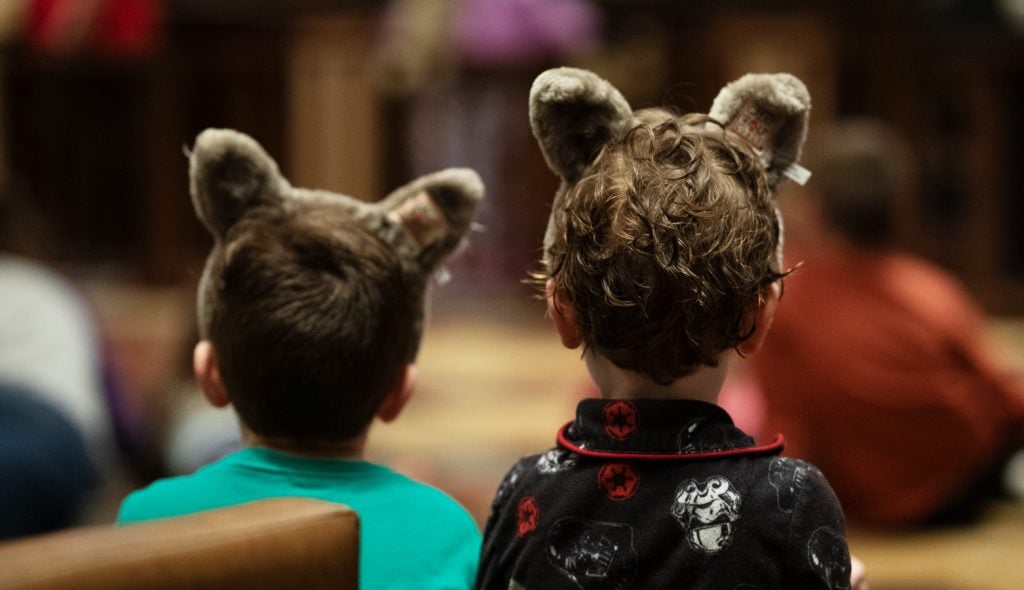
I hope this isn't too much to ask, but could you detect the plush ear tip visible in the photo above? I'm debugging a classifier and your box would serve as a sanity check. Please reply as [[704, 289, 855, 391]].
[[191, 128, 265, 165], [774, 73, 811, 110], [432, 167, 484, 204], [530, 67, 598, 106], [416, 167, 484, 232], [193, 127, 238, 151], [189, 128, 284, 238], [709, 73, 811, 118], [529, 67, 632, 127]]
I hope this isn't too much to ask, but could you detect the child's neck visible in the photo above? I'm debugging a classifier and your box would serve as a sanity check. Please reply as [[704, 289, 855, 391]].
[[243, 428, 368, 460], [585, 349, 730, 404]]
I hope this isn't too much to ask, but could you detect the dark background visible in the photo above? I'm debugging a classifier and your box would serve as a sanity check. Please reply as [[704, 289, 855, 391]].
[[3, 0, 1023, 311]]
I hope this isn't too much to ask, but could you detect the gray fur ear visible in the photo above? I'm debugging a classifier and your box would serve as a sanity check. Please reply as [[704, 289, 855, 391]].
[[530, 67, 633, 183], [189, 128, 289, 239], [190, 127, 483, 277], [367, 168, 484, 273], [708, 73, 811, 190]]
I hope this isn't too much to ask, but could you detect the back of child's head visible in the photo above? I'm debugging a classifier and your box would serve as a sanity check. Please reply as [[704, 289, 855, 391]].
[[189, 129, 482, 444], [551, 110, 780, 383], [530, 69, 811, 384], [201, 204, 421, 441], [810, 119, 913, 248]]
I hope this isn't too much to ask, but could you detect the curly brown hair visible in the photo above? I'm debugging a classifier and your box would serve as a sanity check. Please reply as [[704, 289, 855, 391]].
[[544, 111, 784, 384], [199, 203, 424, 443]]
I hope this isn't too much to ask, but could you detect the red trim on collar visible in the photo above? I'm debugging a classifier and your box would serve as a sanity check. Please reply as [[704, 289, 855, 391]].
[[556, 422, 785, 460]]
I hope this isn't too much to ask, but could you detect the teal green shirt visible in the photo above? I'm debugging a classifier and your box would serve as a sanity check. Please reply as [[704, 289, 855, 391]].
[[117, 447, 481, 590]]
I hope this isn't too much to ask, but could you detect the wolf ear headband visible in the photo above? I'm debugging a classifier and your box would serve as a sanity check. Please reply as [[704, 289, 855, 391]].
[[189, 128, 482, 271], [529, 67, 811, 260], [188, 128, 483, 331]]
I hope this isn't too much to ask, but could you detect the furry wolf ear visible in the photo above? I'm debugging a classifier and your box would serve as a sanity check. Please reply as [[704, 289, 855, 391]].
[[189, 128, 290, 240], [368, 168, 484, 274], [188, 127, 483, 275], [708, 73, 811, 191], [529, 67, 633, 183]]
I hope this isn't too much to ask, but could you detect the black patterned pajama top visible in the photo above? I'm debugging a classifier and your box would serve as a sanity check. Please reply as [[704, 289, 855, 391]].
[[475, 399, 851, 590]]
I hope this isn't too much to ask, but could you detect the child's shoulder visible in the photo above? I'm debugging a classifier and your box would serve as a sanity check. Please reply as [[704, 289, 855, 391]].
[[760, 455, 841, 507], [485, 447, 595, 517], [116, 474, 217, 524], [116, 451, 250, 524], [371, 464, 476, 517], [487, 447, 843, 526]]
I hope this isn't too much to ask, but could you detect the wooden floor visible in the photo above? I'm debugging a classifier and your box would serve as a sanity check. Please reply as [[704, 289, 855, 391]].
[[368, 293, 1024, 590]]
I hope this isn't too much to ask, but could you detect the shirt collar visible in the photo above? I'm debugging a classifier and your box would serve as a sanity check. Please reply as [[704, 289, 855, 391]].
[[557, 398, 784, 460]]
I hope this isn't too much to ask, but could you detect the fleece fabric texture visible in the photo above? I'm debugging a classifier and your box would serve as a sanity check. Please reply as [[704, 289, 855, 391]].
[[476, 399, 850, 590]]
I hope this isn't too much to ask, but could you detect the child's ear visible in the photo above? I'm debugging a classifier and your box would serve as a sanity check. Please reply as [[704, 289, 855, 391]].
[[546, 279, 582, 349], [736, 281, 782, 357], [189, 128, 289, 239], [193, 340, 230, 408], [377, 364, 417, 423]]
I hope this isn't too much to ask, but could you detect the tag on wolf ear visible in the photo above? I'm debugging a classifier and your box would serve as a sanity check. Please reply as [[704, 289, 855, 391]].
[[727, 101, 811, 186], [709, 73, 812, 189], [727, 100, 785, 153], [386, 191, 449, 248]]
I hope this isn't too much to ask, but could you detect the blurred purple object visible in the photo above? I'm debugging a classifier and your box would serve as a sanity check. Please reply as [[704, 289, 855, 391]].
[[454, 0, 602, 66]]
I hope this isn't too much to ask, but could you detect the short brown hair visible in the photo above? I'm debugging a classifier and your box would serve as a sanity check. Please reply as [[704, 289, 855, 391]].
[[199, 203, 424, 443], [545, 110, 783, 384]]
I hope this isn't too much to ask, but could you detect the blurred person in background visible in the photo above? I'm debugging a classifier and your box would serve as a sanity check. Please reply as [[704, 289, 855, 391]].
[[0, 0, 162, 538], [160, 321, 242, 476], [0, 1, 99, 539], [750, 119, 1024, 527], [0, 188, 110, 538], [0, 381, 96, 539], [373, 0, 602, 288]]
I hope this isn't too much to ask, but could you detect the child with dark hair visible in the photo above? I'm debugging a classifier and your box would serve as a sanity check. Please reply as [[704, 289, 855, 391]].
[[118, 129, 484, 590], [476, 69, 859, 590]]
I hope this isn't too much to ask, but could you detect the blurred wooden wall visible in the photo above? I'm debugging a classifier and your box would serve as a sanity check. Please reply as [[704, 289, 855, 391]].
[[3, 2, 1022, 311]]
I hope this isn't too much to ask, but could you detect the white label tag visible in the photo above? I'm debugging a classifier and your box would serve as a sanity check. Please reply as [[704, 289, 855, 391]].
[[782, 163, 812, 186]]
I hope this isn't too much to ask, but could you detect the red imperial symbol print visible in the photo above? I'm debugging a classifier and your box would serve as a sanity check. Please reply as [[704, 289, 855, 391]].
[[603, 400, 638, 440], [598, 462, 639, 501], [517, 496, 540, 537]]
